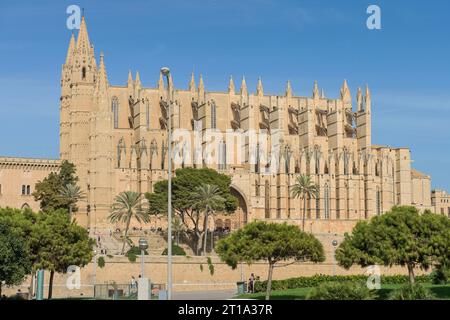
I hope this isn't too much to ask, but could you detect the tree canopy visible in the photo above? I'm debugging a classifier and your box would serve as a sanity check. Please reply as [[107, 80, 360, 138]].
[[335, 206, 450, 284], [0, 221, 31, 297], [33, 160, 80, 213], [146, 168, 237, 255], [30, 209, 94, 298], [216, 221, 325, 300]]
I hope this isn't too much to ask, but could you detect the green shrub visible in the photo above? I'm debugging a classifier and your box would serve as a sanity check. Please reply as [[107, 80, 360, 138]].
[[126, 246, 148, 263], [162, 244, 186, 256], [97, 256, 106, 268], [127, 246, 148, 256], [388, 283, 435, 300], [207, 257, 214, 276], [306, 281, 375, 300], [127, 252, 137, 262], [253, 274, 430, 293], [430, 265, 450, 285]]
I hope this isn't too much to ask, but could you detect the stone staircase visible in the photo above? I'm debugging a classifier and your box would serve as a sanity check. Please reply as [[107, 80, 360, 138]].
[[94, 229, 196, 256]]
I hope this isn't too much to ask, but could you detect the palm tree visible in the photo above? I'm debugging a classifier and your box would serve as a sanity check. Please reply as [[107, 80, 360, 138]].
[[172, 216, 186, 246], [60, 183, 86, 219], [192, 184, 226, 255], [290, 174, 319, 232], [108, 191, 150, 255]]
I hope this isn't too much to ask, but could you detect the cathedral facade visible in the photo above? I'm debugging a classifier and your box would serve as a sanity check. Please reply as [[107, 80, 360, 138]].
[[56, 17, 435, 233], [1, 17, 441, 234]]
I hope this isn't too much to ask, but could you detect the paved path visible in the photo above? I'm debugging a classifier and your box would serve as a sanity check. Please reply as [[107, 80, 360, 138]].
[[172, 289, 236, 300]]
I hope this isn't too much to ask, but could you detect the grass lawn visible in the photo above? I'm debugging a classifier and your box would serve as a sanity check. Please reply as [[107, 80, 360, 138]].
[[235, 283, 450, 300]]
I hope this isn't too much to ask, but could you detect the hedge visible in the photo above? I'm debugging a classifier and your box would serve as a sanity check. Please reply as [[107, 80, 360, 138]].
[[253, 274, 431, 293]]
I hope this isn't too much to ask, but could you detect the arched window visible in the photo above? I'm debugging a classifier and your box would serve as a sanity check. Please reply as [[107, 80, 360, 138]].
[[211, 101, 217, 129], [146, 100, 150, 129], [82, 67, 86, 80], [316, 197, 320, 219], [0, 184, 2, 194], [324, 184, 330, 219], [26, 185, 31, 195], [376, 187, 382, 215], [353, 162, 358, 175], [324, 162, 329, 174], [265, 180, 270, 219], [314, 147, 320, 174], [112, 97, 119, 129], [343, 150, 350, 175], [284, 148, 291, 174], [375, 161, 380, 177], [21, 185, 26, 195], [161, 141, 167, 170]]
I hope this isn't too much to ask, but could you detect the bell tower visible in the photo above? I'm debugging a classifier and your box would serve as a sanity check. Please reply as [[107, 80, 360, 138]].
[[60, 15, 97, 222]]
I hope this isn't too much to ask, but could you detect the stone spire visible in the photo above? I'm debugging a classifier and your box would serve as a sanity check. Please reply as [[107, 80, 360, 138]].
[[340, 79, 351, 105], [321, 89, 326, 99], [76, 16, 91, 55], [189, 72, 196, 92], [365, 84, 371, 111], [240, 76, 248, 96], [95, 52, 109, 109], [257, 77, 263, 96], [228, 75, 235, 94], [198, 74, 204, 93], [356, 87, 363, 111], [65, 33, 76, 65], [127, 70, 134, 88], [135, 71, 142, 89], [286, 80, 292, 97], [313, 80, 320, 99]]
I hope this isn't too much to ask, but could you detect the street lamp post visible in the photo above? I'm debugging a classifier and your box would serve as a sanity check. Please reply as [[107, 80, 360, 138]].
[[93, 250, 98, 298], [332, 239, 338, 277], [161, 66, 173, 300], [139, 237, 149, 278]]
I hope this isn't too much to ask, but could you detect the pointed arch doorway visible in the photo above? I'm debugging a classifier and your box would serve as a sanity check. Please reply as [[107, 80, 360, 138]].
[[229, 185, 248, 230]]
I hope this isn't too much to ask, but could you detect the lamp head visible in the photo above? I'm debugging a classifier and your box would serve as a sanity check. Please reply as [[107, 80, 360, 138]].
[[160, 67, 170, 76], [139, 237, 149, 250]]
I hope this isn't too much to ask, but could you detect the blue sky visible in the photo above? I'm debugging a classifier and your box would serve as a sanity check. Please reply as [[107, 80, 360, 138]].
[[0, 0, 449, 190]]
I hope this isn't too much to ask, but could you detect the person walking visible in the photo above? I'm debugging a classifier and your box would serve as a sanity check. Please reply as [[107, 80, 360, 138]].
[[248, 273, 256, 293], [130, 276, 137, 294]]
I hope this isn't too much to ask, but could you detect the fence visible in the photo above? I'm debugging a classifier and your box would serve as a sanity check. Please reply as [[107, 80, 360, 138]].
[[93, 283, 166, 300]]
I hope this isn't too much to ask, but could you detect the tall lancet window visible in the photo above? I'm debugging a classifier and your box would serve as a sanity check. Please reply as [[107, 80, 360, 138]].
[[314, 147, 320, 174], [218, 140, 226, 171], [146, 100, 150, 130], [255, 143, 260, 173], [376, 187, 382, 215], [316, 197, 320, 219], [265, 180, 270, 219], [343, 149, 350, 175], [284, 148, 291, 174], [324, 184, 330, 219], [112, 97, 119, 129], [211, 101, 217, 129]]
